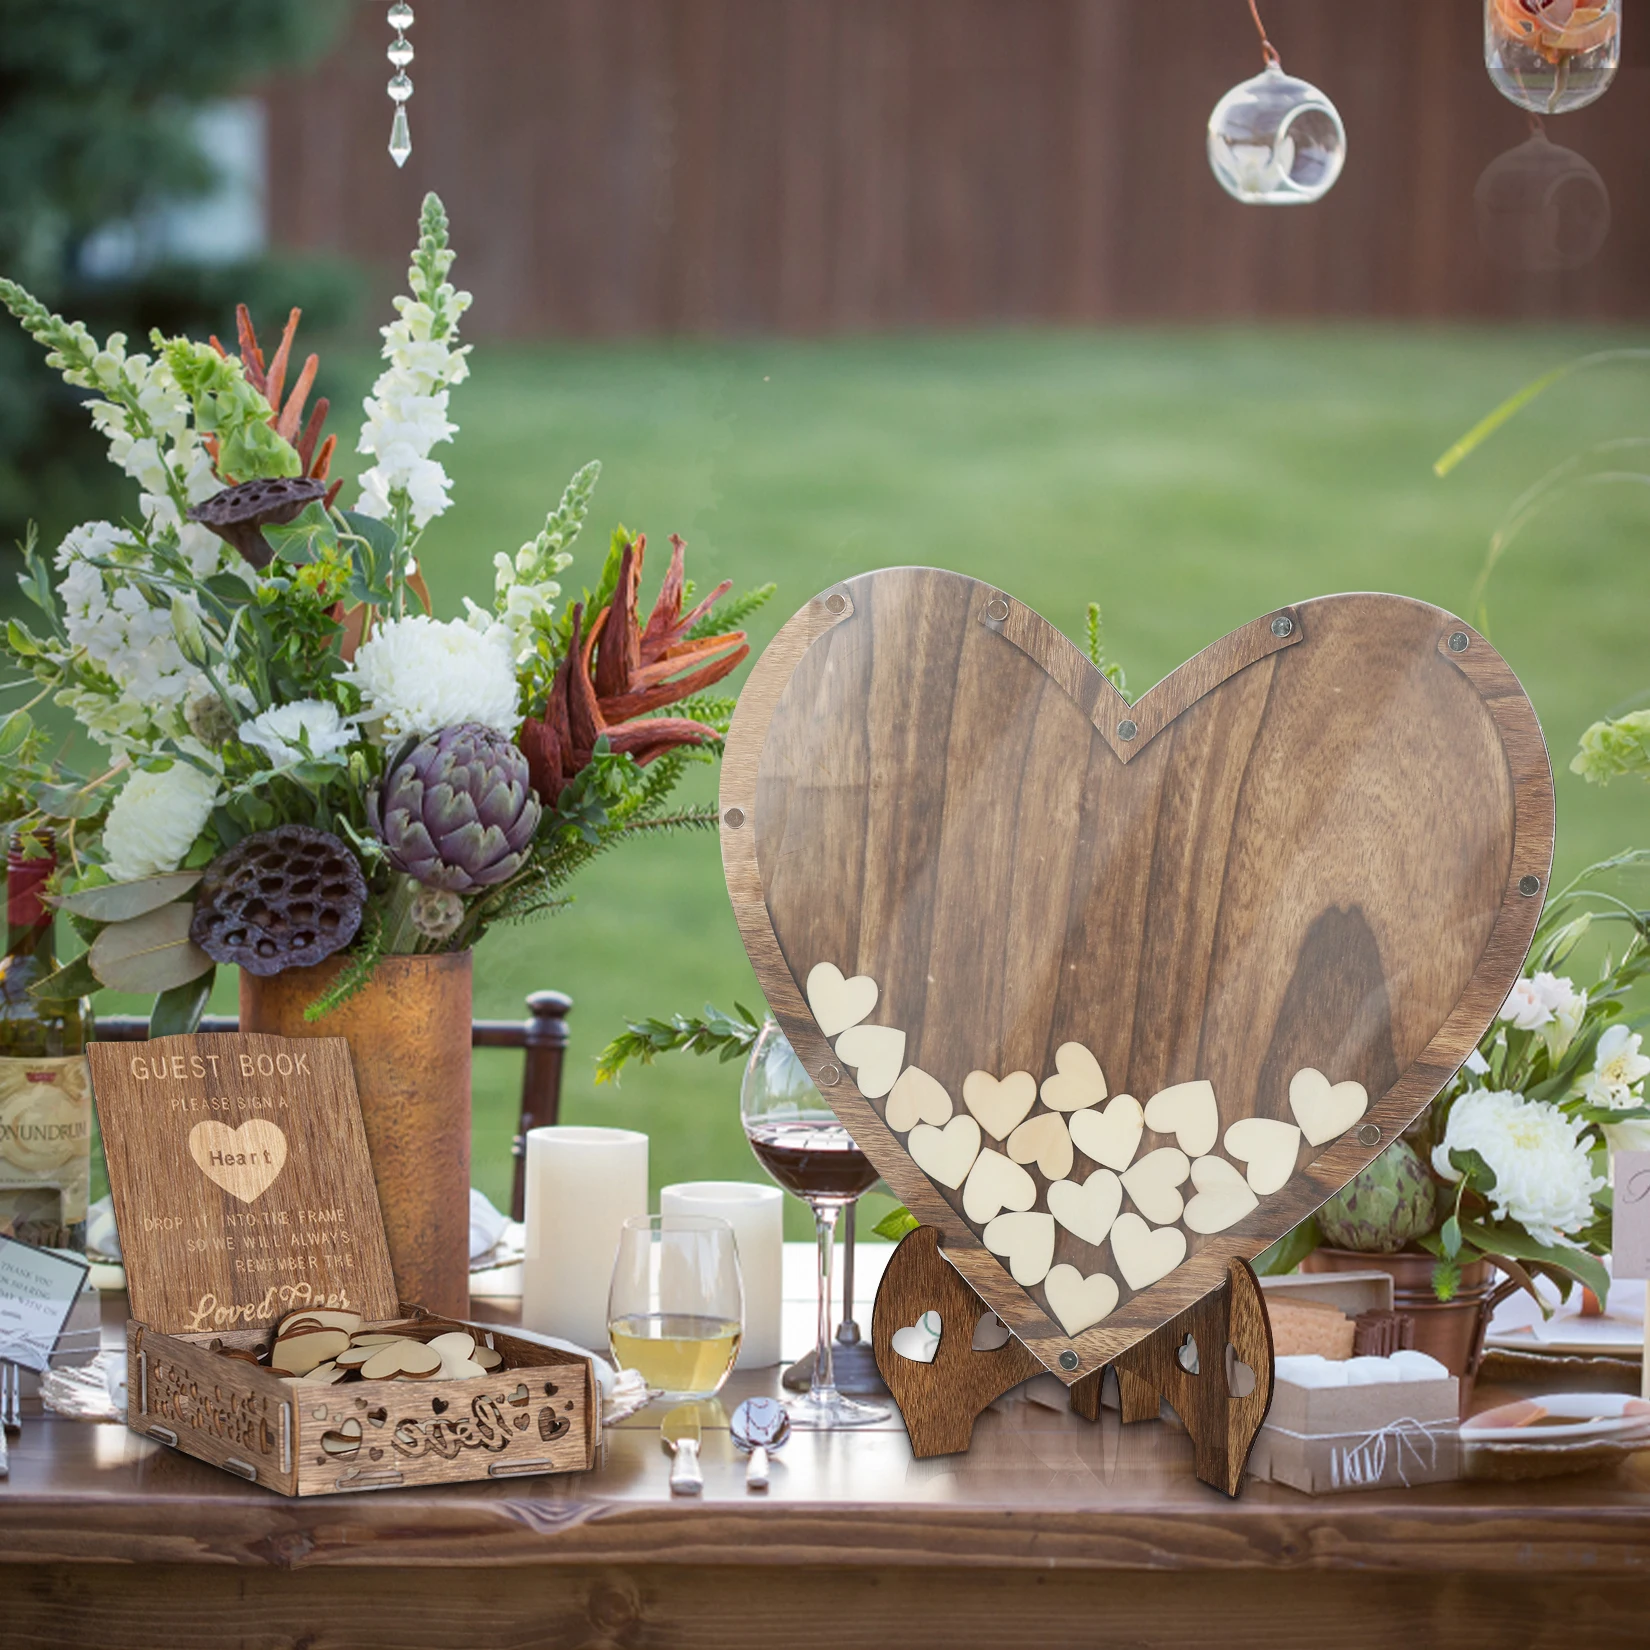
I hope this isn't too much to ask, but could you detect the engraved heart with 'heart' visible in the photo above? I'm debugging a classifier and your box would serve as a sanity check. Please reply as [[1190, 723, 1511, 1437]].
[[188, 1120, 288, 1204], [727, 570, 1549, 1372]]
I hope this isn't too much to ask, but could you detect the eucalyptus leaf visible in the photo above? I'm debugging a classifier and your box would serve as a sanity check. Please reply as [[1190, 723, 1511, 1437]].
[[53, 871, 201, 925], [29, 779, 103, 820], [0, 709, 32, 757], [26, 952, 99, 1003], [88, 902, 213, 993], [149, 968, 216, 1037]]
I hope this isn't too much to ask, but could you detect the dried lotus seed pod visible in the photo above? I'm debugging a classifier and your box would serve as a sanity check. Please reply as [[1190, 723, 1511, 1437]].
[[189, 823, 367, 976]]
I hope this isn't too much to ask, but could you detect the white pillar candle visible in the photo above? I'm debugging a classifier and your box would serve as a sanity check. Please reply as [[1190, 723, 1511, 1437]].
[[661, 1180, 784, 1368], [522, 1125, 648, 1352]]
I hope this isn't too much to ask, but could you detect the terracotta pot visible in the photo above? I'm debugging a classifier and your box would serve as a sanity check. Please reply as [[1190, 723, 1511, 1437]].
[[240, 951, 472, 1319], [1300, 1246, 1517, 1405]]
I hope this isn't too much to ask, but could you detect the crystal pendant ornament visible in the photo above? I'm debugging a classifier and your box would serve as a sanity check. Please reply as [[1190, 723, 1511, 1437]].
[[1485, 0, 1620, 115], [1208, 60, 1345, 205], [386, 3, 415, 168]]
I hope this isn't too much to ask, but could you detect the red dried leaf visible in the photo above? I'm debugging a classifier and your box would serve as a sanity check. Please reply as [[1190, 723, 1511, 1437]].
[[277, 352, 319, 444], [593, 540, 643, 701], [602, 716, 721, 766], [263, 309, 301, 415], [599, 641, 749, 724]]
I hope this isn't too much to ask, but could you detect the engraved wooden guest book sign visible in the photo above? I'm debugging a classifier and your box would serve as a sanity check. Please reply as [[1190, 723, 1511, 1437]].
[[89, 1033, 597, 1496], [720, 569, 1551, 1483]]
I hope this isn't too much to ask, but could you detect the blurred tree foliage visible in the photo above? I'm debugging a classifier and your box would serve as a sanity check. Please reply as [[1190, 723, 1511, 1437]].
[[0, 0, 355, 552]]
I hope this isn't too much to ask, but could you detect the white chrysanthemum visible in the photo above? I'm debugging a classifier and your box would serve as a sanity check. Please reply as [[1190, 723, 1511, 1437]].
[[342, 615, 520, 739], [1432, 1088, 1603, 1247], [237, 700, 359, 765], [1580, 1024, 1650, 1111], [101, 762, 220, 883]]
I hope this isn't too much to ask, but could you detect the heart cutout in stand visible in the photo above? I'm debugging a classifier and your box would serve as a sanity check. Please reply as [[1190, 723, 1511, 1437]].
[[723, 571, 1550, 1376], [891, 1310, 943, 1363]]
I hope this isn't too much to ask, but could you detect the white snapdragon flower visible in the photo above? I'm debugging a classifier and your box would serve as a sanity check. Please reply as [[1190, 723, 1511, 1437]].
[[237, 700, 359, 765], [1580, 1024, 1650, 1111], [342, 614, 520, 740], [56, 531, 199, 713], [1603, 1118, 1650, 1157], [354, 225, 472, 533], [101, 761, 221, 883], [1432, 1088, 1603, 1247]]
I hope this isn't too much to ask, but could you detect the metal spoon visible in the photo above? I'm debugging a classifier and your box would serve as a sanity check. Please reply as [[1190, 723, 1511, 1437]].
[[660, 1405, 703, 1496], [729, 1396, 791, 1491]]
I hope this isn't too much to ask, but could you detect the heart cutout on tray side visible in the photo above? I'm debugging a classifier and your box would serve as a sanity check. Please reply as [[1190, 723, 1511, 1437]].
[[728, 573, 1549, 1371]]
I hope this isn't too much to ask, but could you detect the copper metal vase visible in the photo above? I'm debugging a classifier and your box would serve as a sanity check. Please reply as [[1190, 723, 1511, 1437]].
[[239, 951, 473, 1319]]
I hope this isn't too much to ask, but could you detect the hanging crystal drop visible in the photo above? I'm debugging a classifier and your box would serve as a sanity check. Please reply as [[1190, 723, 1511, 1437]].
[[387, 2, 415, 27], [388, 38, 414, 68], [389, 106, 412, 168], [388, 71, 414, 104]]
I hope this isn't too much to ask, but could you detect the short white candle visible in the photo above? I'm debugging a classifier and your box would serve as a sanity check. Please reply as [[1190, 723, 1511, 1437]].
[[661, 1180, 784, 1368], [522, 1125, 648, 1352]]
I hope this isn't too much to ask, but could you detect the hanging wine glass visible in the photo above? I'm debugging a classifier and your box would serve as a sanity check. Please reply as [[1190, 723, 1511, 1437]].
[[1208, 2, 1346, 205], [1486, 1, 1620, 115]]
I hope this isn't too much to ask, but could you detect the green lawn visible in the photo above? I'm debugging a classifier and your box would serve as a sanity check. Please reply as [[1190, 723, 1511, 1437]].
[[36, 326, 1650, 1238]]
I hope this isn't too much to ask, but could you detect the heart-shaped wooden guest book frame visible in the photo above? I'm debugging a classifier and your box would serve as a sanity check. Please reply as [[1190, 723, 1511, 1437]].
[[720, 568, 1552, 1491]]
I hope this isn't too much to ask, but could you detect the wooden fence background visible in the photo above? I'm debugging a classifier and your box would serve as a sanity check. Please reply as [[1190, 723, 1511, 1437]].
[[266, 0, 1650, 335]]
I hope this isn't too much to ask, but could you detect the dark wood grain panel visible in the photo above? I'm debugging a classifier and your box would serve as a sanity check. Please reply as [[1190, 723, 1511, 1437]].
[[722, 569, 1551, 1383]]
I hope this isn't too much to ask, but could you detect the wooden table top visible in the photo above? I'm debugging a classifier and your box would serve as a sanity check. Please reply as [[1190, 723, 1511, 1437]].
[[6, 1356, 1650, 1575]]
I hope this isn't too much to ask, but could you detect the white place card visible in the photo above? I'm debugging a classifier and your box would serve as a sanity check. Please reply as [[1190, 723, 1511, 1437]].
[[1614, 1151, 1650, 1282], [0, 1233, 90, 1373]]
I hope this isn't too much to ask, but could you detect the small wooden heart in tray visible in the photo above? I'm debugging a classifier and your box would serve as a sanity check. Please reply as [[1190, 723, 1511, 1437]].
[[721, 569, 1552, 1381]]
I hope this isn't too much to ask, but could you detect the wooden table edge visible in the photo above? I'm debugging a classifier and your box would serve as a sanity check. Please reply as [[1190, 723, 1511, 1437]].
[[4, 1496, 1649, 1575]]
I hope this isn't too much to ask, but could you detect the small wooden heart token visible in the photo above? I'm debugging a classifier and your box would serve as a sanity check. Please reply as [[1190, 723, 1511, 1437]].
[[1121, 1146, 1191, 1226], [909, 1114, 980, 1188], [806, 962, 877, 1037], [962, 1148, 1037, 1223], [1006, 1111, 1073, 1181], [1224, 1117, 1301, 1195], [1068, 1093, 1144, 1172], [961, 1070, 1038, 1140], [1143, 1081, 1219, 1157], [834, 1023, 905, 1099], [1039, 1042, 1107, 1112], [885, 1067, 953, 1133], [1289, 1068, 1369, 1146], [360, 1340, 443, 1381]]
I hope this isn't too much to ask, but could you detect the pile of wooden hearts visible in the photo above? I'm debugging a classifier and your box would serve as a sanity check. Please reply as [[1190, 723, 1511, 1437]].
[[219, 1309, 506, 1386], [810, 962, 1371, 1337]]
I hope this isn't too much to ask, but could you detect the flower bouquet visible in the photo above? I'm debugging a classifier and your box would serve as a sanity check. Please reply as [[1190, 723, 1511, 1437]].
[[1274, 854, 1648, 1308], [1, 193, 770, 1032]]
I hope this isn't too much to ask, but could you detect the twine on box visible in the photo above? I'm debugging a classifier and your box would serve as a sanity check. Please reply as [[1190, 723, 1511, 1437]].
[[1264, 1416, 1458, 1489]]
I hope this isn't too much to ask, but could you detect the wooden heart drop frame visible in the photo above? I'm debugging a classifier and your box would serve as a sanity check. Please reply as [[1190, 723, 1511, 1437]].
[[720, 569, 1551, 1390]]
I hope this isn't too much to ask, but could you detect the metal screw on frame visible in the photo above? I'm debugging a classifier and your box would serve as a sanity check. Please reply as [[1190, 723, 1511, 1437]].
[[1448, 632, 1470, 653], [817, 1062, 841, 1087], [825, 592, 848, 615], [1357, 1123, 1381, 1147], [1118, 719, 1138, 741], [985, 596, 1010, 622], [723, 807, 745, 829], [1271, 615, 1294, 637], [1058, 1349, 1079, 1371], [1519, 875, 1542, 897]]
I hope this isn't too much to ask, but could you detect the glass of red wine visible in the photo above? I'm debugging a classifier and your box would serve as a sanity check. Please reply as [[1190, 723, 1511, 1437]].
[[741, 1018, 889, 1429]]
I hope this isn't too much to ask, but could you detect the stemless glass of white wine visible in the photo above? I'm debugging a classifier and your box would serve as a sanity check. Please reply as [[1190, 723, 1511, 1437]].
[[607, 1213, 744, 1403]]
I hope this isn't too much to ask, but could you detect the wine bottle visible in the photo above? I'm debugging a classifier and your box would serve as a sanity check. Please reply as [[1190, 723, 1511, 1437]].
[[0, 827, 92, 1250]]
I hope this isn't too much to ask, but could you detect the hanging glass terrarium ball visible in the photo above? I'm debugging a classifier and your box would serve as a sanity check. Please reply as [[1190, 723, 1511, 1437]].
[[1485, 0, 1620, 114], [1207, 62, 1346, 205], [1474, 129, 1611, 271]]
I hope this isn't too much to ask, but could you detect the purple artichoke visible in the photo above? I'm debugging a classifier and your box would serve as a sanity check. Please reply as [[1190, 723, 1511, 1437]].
[[369, 723, 541, 892]]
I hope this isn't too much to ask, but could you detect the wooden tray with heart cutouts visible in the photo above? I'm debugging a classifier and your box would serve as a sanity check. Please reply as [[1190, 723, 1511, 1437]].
[[719, 569, 1552, 1389]]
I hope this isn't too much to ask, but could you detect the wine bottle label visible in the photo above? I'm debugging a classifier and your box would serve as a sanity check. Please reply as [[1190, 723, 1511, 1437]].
[[0, 1054, 93, 1248]]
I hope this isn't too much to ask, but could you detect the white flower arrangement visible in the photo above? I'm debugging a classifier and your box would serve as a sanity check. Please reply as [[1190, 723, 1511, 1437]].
[[1, 192, 766, 1029]]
